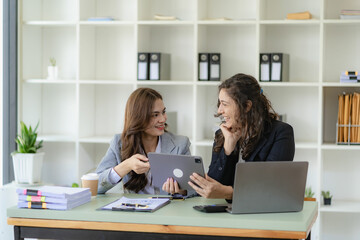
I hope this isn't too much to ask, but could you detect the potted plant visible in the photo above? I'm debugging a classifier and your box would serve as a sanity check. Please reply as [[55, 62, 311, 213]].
[[304, 187, 316, 201], [11, 121, 44, 184], [47, 57, 58, 80], [321, 190, 332, 205]]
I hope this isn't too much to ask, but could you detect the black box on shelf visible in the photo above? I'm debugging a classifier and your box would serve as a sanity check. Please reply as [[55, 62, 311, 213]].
[[259, 53, 289, 82], [149, 53, 170, 81], [198, 53, 209, 81]]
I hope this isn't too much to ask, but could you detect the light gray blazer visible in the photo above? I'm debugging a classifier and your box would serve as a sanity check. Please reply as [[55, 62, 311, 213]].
[[96, 132, 191, 194]]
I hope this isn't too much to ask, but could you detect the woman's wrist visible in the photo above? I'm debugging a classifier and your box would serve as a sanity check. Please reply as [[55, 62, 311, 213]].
[[223, 185, 233, 200], [114, 160, 131, 178]]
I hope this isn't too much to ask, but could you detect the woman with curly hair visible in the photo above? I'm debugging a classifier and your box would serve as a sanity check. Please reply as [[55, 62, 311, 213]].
[[188, 73, 295, 199], [96, 88, 190, 195]]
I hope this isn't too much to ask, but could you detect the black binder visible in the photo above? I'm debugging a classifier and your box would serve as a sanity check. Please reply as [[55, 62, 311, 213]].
[[259, 53, 271, 82], [270, 53, 289, 82], [137, 52, 149, 80], [198, 53, 209, 81], [149, 53, 170, 80], [209, 53, 221, 81]]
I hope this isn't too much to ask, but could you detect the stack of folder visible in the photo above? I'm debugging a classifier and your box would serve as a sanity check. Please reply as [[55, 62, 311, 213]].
[[340, 71, 360, 83], [337, 92, 360, 144], [16, 186, 91, 210], [340, 10, 360, 19]]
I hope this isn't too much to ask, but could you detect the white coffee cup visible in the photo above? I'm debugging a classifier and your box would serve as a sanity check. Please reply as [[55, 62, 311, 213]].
[[81, 173, 99, 196]]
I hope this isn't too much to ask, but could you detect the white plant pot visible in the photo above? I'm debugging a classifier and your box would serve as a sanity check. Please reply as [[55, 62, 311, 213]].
[[47, 66, 58, 80], [12, 152, 45, 184]]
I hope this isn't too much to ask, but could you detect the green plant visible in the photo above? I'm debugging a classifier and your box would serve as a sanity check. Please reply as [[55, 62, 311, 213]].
[[305, 187, 315, 198], [12, 121, 43, 154], [321, 190, 332, 199], [49, 57, 56, 67]]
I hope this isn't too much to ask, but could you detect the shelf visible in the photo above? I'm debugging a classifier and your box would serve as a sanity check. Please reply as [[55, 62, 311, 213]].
[[137, 81, 194, 85], [138, 21, 194, 26], [324, 19, 360, 25], [80, 21, 135, 26], [197, 20, 256, 25], [23, 21, 77, 26], [79, 80, 135, 85], [38, 135, 76, 143], [322, 143, 360, 150], [196, 81, 221, 86], [260, 19, 320, 25], [322, 82, 360, 87], [320, 200, 360, 213], [24, 79, 77, 84]]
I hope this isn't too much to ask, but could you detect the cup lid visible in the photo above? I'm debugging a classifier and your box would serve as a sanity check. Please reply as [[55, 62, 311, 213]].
[[81, 173, 99, 180]]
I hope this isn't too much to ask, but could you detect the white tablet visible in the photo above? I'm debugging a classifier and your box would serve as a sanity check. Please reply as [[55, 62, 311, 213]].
[[148, 152, 205, 194]]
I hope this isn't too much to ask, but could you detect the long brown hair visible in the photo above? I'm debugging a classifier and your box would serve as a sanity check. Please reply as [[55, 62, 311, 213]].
[[214, 73, 278, 159], [121, 88, 163, 192]]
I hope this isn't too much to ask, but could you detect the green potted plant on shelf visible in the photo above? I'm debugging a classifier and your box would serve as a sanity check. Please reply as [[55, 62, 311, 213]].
[[321, 190, 332, 205], [11, 121, 44, 184], [47, 57, 58, 80], [304, 187, 316, 201]]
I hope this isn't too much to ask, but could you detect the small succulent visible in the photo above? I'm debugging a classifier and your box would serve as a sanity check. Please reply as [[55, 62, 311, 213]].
[[12, 121, 43, 154], [49, 57, 56, 67], [305, 187, 315, 198], [321, 190, 332, 199]]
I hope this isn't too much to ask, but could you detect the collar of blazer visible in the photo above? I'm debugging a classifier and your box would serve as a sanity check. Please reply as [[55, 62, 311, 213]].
[[160, 132, 176, 154]]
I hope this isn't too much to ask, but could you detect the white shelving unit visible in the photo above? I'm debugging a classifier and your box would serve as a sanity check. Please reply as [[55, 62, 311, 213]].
[[17, 0, 360, 239]]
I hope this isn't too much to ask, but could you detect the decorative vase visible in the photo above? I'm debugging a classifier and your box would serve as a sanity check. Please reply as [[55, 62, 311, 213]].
[[324, 197, 332, 205], [12, 152, 45, 184], [47, 66, 58, 80]]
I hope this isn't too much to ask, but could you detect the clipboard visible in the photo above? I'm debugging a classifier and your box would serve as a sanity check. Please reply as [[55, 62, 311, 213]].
[[99, 196, 170, 212]]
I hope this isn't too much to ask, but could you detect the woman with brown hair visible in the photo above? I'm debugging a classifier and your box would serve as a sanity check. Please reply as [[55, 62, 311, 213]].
[[188, 73, 295, 199], [96, 88, 190, 194]]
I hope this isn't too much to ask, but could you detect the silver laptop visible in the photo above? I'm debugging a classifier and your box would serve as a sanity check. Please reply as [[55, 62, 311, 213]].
[[148, 153, 205, 194], [227, 161, 308, 214]]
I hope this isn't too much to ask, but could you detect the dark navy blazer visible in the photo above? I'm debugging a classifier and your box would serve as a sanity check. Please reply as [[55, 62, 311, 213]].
[[208, 120, 295, 187]]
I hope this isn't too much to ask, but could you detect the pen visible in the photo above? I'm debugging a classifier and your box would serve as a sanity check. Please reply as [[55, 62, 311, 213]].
[[120, 203, 148, 208], [149, 196, 184, 200]]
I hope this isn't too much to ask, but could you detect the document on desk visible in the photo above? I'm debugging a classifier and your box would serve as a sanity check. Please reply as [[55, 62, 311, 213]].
[[100, 197, 170, 212]]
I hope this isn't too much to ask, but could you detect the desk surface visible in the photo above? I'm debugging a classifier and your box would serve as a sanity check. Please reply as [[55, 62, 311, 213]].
[[7, 193, 318, 239]]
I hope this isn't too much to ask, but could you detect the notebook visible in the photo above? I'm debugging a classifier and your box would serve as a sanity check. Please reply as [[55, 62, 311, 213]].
[[227, 161, 308, 214], [16, 186, 91, 200], [17, 195, 91, 210], [148, 153, 205, 194]]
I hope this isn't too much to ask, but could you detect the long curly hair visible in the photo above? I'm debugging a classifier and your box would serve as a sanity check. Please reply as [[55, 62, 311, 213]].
[[121, 88, 164, 193], [213, 73, 278, 159]]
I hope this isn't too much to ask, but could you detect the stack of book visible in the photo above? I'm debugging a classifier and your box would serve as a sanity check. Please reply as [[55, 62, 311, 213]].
[[16, 186, 91, 210], [340, 71, 360, 83], [340, 10, 360, 19], [286, 11, 312, 20]]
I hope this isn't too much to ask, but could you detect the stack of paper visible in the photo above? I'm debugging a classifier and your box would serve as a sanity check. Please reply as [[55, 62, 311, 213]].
[[340, 71, 360, 83], [337, 92, 360, 144], [340, 10, 360, 19], [16, 186, 91, 210]]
